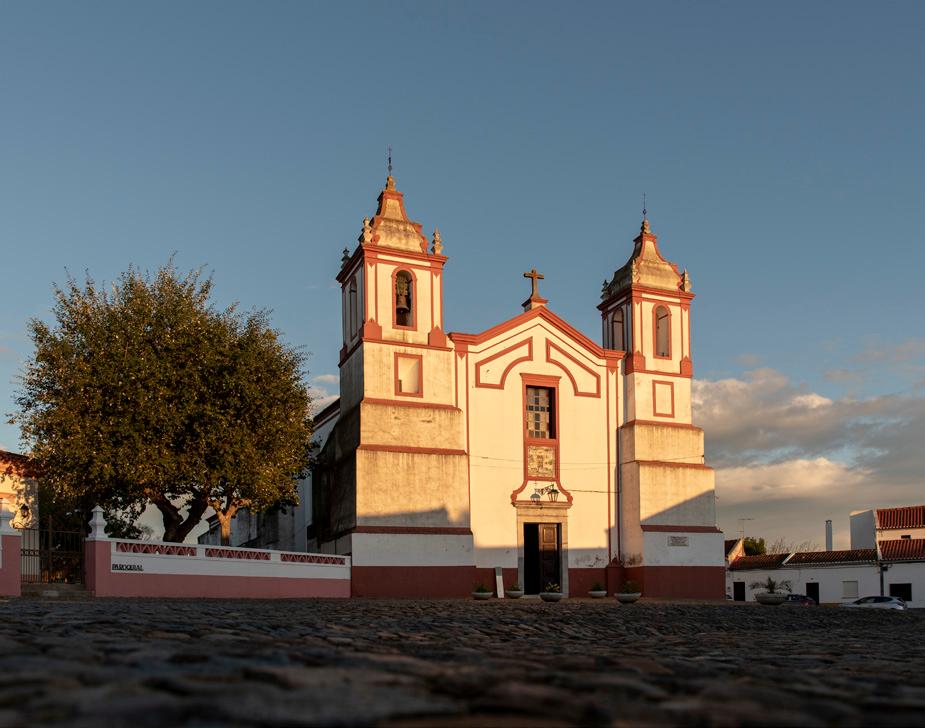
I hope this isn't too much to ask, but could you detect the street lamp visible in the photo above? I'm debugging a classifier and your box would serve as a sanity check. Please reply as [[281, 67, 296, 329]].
[[532, 484, 560, 503]]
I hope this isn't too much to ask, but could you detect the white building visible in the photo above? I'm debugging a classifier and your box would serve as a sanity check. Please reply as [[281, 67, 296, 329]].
[[211, 173, 725, 599], [850, 505, 925, 548]]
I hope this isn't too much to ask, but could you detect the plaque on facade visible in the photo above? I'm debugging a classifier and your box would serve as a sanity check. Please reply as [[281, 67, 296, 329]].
[[668, 536, 690, 547], [526, 445, 556, 478]]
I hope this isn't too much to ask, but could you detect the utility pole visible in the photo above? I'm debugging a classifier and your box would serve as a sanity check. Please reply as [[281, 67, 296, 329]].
[[738, 517, 754, 542]]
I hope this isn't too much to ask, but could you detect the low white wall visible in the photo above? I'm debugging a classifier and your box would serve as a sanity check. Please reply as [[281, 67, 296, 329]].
[[107, 540, 351, 580], [883, 562, 925, 608]]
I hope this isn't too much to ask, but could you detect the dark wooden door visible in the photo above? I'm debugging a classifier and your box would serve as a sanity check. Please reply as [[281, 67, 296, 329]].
[[806, 582, 820, 604], [539, 524, 560, 589], [733, 581, 745, 601]]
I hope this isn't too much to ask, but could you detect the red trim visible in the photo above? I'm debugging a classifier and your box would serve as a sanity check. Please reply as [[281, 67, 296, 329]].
[[652, 304, 672, 360], [652, 380, 675, 418], [599, 284, 695, 312], [353, 526, 472, 535], [641, 525, 722, 533], [394, 352, 424, 398], [511, 375, 573, 504], [357, 444, 467, 456], [391, 268, 418, 331], [450, 306, 624, 366], [362, 338, 452, 353], [624, 565, 724, 600], [361, 243, 447, 269], [363, 397, 459, 411], [475, 338, 533, 389], [351, 566, 475, 598], [545, 340, 601, 398]]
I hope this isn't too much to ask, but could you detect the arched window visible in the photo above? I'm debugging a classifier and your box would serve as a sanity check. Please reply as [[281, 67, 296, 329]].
[[655, 306, 670, 357], [394, 270, 413, 327], [611, 309, 625, 351], [348, 278, 358, 337]]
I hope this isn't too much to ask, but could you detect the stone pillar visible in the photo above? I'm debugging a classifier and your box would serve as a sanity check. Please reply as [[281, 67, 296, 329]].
[[0, 499, 22, 597], [84, 505, 110, 596]]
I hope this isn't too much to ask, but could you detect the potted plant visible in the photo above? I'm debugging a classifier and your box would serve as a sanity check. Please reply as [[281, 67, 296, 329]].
[[588, 581, 608, 599], [540, 582, 564, 602], [505, 582, 524, 599], [750, 577, 791, 605], [472, 583, 493, 600], [615, 579, 642, 604]]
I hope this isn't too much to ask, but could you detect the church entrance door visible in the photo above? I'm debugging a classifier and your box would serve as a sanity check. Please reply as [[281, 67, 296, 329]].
[[524, 523, 561, 594]]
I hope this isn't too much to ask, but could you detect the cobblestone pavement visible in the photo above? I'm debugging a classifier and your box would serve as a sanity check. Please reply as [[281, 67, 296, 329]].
[[1, 598, 923, 727]]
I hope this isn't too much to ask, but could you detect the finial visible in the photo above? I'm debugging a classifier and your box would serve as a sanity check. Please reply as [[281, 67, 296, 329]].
[[361, 217, 372, 244], [431, 227, 443, 255], [642, 192, 647, 220], [341, 247, 350, 266], [385, 146, 396, 190], [681, 269, 692, 292]]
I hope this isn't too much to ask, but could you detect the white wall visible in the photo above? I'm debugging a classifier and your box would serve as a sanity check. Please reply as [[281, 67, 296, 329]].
[[727, 564, 881, 604]]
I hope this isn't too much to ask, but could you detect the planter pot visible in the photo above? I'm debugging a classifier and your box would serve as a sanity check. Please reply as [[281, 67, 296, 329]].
[[540, 592, 564, 602], [588, 590, 608, 599], [472, 591, 493, 600], [615, 592, 642, 604], [755, 592, 786, 606], [505, 589, 525, 599]]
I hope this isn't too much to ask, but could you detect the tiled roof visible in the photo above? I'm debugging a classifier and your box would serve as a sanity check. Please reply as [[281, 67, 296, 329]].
[[0, 449, 36, 478], [880, 538, 925, 562], [729, 553, 790, 571], [877, 505, 925, 530], [787, 549, 876, 565]]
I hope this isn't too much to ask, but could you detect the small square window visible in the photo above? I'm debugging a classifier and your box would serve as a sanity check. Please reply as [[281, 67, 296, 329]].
[[395, 355, 421, 396], [842, 580, 859, 599]]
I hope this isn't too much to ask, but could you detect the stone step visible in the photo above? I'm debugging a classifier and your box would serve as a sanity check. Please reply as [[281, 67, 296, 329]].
[[20, 583, 92, 600]]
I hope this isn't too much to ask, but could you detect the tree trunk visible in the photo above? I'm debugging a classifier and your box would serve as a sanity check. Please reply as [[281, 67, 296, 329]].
[[154, 493, 209, 543], [212, 502, 240, 547]]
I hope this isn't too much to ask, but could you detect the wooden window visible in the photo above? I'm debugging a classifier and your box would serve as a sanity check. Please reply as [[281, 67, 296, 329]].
[[526, 386, 555, 439], [395, 271, 413, 328], [612, 308, 625, 351], [655, 305, 670, 357]]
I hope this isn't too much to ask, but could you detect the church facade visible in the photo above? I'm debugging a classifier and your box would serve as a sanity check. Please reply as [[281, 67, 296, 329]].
[[309, 175, 724, 599]]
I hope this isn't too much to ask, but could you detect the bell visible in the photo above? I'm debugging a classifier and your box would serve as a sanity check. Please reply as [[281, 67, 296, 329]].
[[395, 294, 410, 313]]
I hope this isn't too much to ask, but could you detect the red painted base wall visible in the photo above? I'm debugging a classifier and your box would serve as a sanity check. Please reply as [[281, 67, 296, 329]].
[[625, 565, 725, 600], [0, 535, 21, 597], [352, 565, 477, 598]]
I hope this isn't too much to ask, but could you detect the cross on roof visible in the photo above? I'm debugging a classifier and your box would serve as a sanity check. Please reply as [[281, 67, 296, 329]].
[[523, 268, 544, 298]]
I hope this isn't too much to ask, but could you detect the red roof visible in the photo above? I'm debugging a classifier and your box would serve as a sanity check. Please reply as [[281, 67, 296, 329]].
[[787, 549, 876, 565], [877, 505, 925, 530], [0, 450, 36, 479], [880, 538, 925, 562], [729, 553, 790, 571]]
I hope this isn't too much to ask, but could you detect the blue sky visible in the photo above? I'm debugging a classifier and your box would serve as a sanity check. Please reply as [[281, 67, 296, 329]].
[[1, 1, 923, 545]]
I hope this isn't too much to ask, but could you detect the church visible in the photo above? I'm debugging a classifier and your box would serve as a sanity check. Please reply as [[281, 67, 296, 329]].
[[303, 173, 724, 599]]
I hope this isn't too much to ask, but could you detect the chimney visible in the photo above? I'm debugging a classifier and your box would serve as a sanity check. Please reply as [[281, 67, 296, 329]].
[[825, 520, 833, 551]]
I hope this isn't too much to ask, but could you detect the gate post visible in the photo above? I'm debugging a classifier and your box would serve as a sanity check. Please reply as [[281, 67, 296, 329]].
[[0, 499, 22, 597], [84, 506, 110, 597]]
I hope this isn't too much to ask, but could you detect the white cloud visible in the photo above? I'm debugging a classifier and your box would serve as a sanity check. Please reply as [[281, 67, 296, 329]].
[[697, 367, 925, 546], [312, 373, 339, 385]]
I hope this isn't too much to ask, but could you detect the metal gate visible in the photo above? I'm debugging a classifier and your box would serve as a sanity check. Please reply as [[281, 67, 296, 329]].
[[20, 525, 84, 584]]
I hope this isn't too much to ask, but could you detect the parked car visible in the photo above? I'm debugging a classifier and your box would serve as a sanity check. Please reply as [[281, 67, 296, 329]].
[[781, 593, 816, 606], [840, 596, 907, 610]]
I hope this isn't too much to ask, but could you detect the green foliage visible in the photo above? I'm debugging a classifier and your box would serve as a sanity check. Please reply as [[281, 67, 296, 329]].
[[507, 583, 522, 591], [749, 577, 792, 594], [473, 583, 491, 593], [621, 579, 641, 594], [590, 581, 605, 591], [743, 537, 766, 556], [544, 582, 561, 593], [13, 261, 313, 543]]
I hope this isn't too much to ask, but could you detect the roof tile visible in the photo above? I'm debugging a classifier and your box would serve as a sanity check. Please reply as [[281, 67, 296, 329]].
[[877, 505, 925, 530], [880, 538, 925, 562], [729, 553, 790, 571], [787, 549, 876, 565]]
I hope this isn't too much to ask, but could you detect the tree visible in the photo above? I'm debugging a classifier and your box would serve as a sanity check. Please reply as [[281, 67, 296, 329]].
[[748, 577, 792, 594], [743, 536, 766, 556], [767, 537, 820, 555], [13, 262, 313, 543]]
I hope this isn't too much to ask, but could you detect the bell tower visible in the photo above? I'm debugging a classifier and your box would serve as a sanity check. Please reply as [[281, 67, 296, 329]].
[[599, 215, 723, 593], [322, 174, 472, 595]]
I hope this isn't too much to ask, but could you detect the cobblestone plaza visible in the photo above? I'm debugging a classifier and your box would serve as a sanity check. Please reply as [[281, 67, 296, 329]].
[[2, 598, 923, 726]]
